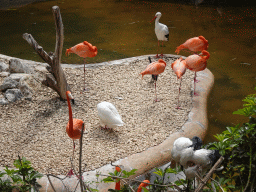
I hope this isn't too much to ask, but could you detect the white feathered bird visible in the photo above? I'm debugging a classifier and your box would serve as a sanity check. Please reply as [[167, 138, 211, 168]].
[[97, 101, 124, 129], [171, 136, 202, 166], [151, 12, 169, 58], [180, 148, 221, 174]]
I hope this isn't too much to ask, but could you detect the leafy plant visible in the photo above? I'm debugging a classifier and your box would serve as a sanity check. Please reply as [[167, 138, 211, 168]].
[[0, 156, 43, 192], [207, 88, 256, 191], [103, 167, 137, 192]]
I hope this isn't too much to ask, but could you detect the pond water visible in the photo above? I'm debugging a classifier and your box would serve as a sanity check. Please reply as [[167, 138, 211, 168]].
[[0, 0, 255, 143]]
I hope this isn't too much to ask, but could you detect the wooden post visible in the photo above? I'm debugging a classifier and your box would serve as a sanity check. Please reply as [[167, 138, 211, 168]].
[[23, 6, 70, 100]]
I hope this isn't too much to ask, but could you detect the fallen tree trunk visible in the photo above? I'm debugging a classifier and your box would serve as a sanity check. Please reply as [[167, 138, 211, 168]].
[[23, 5, 70, 100]]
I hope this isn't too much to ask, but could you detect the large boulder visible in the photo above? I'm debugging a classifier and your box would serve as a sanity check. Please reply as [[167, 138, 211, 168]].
[[0, 77, 19, 91], [9, 73, 31, 82], [4, 89, 23, 103], [18, 75, 40, 100], [9, 59, 34, 74]]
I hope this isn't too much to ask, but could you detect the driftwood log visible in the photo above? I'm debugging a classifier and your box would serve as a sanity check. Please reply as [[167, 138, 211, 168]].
[[23, 6, 70, 100]]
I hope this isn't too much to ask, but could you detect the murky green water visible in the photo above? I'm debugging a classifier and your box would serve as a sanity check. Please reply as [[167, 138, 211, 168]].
[[0, 0, 255, 143]]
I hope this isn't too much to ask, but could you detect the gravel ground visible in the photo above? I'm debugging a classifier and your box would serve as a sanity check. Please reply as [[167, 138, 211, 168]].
[[0, 56, 194, 175]]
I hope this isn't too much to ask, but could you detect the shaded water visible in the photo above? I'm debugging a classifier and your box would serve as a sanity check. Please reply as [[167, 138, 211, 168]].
[[0, 0, 255, 143]]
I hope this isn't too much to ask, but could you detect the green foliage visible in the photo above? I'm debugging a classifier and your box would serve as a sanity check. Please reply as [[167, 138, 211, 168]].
[[102, 167, 137, 192], [207, 88, 256, 191], [0, 156, 43, 192]]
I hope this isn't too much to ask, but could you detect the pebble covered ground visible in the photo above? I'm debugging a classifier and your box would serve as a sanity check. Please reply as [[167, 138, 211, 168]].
[[0, 56, 194, 175]]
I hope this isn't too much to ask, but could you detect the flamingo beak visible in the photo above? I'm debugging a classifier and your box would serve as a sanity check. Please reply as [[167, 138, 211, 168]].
[[150, 16, 157, 22], [68, 93, 75, 104]]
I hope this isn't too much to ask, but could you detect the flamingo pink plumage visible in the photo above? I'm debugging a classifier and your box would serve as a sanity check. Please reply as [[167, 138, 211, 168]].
[[184, 50, 210, 95], [175, 36, 208, 55], [140, 59, 167, 102], [171, 57, 187, 109], [66, 41, 97, 91]]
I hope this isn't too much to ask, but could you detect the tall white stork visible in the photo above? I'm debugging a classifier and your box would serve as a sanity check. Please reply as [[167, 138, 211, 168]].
[[151, 12, 169, 58]]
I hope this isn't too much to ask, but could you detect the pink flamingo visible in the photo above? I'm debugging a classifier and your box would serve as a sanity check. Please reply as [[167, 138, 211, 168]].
[[66, 41, 97, 91], [140, 59, 167, 102], [175, 36, 208, 55], [184, 50, 210, 96], [171, 57, 187, 109]]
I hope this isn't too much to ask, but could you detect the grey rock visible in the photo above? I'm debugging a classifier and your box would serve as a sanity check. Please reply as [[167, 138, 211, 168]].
[[0, 62, 8, 72], [0, 77, 19, 91], [10, 73, 31, 82], [19, 78, 33, 100], [4, 89, 23, 102], [9, 59, 34, 74], [0, 98, 8, 105], [0, 72, 10, 77]]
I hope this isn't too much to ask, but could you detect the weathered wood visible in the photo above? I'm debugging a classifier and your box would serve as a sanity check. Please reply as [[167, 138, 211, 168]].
[[195, 156, 224, 192], [23, 6, 70, 100], [22, 33, 52, 64]]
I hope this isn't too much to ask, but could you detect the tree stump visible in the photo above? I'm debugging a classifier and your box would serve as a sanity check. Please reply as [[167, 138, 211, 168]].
[[23, 6, 70, 100]]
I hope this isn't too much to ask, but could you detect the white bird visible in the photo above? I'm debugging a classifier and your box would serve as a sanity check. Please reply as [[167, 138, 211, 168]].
[[151, 12, 169, 58], [97, 101, 124, 129], [180, 148, 221, 174], [171, 136, 202, 166], [184, 165, 199, 180]]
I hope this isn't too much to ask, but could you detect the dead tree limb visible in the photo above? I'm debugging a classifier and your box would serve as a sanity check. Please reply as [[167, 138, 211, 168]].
[[195, 156, 224, 192], [23, 5, 70, 100]]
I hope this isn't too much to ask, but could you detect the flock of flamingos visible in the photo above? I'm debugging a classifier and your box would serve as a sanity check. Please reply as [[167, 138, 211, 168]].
[[63, 11, 213, 190]]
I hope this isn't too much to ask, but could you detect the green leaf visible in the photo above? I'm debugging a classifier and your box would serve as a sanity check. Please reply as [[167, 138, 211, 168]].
[[102, 177, 114, 183], [141, 186, 149, 192]]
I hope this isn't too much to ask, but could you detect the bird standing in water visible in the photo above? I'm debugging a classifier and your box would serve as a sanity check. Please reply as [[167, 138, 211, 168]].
[[184, 50, 210, 96], [66, 91, 85, 175], [171, 57, 187, 109], [151, 12, 169, 58], [66, 41, 97, 91], [140, 59, 166, 102], [175, 36, 208, 55]]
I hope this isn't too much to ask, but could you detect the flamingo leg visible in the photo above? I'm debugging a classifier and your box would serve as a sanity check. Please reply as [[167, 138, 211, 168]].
[[176, 78, 182, 109], [154, 80, 160, 102], [194, 71, 199, 83], [194, 72, 199, 96], [83, 58, 89, 91]]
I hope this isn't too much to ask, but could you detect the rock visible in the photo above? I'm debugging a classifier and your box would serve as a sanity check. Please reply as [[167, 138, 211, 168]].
[[0, 98, 8, 105], [0, 95, 8, 105], [18, 75, 40, 100], [9, 73, 31, 82], [0, 62, 8, 72], [0, 72, 10, 77], [4, 89, 23, 102], [9, 59, 34, 74], [0, 77, 19, 91]]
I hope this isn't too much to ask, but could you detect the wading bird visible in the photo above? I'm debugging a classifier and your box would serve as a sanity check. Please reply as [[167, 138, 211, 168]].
[[66, 41, 97, 91], [175, 36, 208, 55], [97, 101, 124, 130], [66, 91, 85, 175], [148, 57, 158, 83], [184, 50, 210, 96], [140, 59, 166, 102], [180, 148, 221, 175], [171, 57, 187, 109], [151, 12, 169, 58], [171, 136, 202, 168]]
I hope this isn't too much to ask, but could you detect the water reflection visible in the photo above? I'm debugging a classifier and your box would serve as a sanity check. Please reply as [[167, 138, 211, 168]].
[[0, 0, 255, 143]]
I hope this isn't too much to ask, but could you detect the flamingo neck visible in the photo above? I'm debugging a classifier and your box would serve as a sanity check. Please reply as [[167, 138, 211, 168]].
[[66, 92, 73, 132]]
